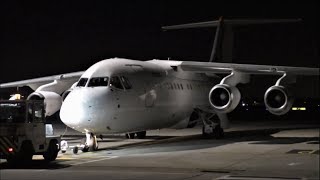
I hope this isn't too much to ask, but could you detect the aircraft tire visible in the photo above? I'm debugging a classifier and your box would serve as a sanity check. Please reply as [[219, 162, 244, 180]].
[[73, 146, 79, 154], [136, 131, 146, 139], [126, 133, 135, 139], [202, 125, 224, 139], [82, 146, 89, 152], [214, 126, 224, 139]]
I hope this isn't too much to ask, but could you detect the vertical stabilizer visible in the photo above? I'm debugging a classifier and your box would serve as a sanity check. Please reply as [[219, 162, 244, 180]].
[[162, 18, 301, 63]]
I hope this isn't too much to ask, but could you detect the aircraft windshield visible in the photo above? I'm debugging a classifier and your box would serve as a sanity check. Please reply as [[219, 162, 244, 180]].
[[77, 78, 88, 87], [88, 77, 109, 87], [110, 76, 124, 89], [119, 76, 132, 89]]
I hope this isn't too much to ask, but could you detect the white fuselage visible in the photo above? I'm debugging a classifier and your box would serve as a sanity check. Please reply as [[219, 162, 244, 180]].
[[60, 58, 219, 134]]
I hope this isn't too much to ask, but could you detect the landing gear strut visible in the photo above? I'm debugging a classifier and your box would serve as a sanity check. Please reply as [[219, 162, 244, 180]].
[[202, 123, 224, 139], [82, 132, 98, 152], [125, 131, 146, 139], [199, 111, 224, 139]]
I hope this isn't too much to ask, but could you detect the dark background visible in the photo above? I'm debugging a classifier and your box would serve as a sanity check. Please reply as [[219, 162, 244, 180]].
[[0, 1, 319, 102]]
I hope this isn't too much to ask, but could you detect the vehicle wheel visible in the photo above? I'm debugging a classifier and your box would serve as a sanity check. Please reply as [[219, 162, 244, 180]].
[[43, 140, 59, 161], [6, 141, 33, 165], [6, 155, 17, 165], [73, 146, 79, 154], [136, 131, 146, 139], [61, 150, 66, 153], [20, 141, 34, 163]]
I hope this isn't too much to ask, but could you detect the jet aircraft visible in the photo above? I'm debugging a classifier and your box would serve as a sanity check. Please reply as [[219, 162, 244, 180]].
[[1, 18, 318, 151]]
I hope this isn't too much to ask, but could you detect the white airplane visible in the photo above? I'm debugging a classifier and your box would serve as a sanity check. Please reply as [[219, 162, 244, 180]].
[[0, 18, 319, 151]]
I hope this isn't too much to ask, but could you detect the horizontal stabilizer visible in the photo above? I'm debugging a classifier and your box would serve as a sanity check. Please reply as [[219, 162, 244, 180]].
[[162, 18, 302, 30]]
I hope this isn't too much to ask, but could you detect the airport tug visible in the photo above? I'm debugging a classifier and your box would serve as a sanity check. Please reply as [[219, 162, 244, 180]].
[[0, 100, 61, 164]]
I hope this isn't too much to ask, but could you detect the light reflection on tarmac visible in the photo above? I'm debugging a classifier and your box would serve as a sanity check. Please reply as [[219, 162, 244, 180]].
[[1, 120, 319, 180]]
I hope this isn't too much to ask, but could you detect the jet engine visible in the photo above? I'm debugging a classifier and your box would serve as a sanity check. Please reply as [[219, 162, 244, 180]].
[[61, 89, 72, 101], [61, 82, 77, 101], [27, 91, 62, 116], [264, 85, 293, 115], [209, 84, 241, 113]]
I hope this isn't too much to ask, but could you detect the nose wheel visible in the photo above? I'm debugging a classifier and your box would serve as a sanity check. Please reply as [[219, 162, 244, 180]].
[[82, 132, 98, 152], [60, 132, 99, 154]]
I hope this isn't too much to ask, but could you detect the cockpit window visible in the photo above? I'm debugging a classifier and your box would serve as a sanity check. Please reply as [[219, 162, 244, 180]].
[[120, 76, 132, 89], [110, 76, 124, 89], [87, 77, 109, 87], [76, 78, 88, 87]]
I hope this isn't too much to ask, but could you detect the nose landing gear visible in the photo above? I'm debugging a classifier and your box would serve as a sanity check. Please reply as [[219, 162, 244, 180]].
[[82, 132, 98, 152], [60, 132, 99, 154]]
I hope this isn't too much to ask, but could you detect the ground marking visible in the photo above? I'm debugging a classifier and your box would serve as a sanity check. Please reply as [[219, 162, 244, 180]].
[[70, 156, 118, 166]]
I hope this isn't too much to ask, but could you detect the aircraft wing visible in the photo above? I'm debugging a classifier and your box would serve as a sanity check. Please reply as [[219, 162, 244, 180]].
[[0, 71, 84, 90], [180, 61, 319, 76]]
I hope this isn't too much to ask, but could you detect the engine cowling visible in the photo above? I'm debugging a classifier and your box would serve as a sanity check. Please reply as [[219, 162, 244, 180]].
[[61, 82, 77, 101], [209, 84, 241, 113], [264, 85, 293, 115], [27, 91, 62, 116], [61, 89, 72, 101]]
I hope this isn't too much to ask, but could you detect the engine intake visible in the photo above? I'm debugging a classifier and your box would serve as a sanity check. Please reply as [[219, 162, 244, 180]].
[[264, 85, 293, 115], [209, 84, 241, 113], [61, 89, 72, 101], [27, 91, 62, 116]]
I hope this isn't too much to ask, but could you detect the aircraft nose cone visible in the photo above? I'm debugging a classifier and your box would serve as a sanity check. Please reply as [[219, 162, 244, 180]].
[[60, 88, 112, 132]]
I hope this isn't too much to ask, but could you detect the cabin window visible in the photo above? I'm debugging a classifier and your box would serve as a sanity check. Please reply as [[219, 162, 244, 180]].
[[87, 77, 109, 87], [180, 84, 183, 90], [76, 78, 88, 87], [119, 76, 132, 89], [110, 76, 124, 89]]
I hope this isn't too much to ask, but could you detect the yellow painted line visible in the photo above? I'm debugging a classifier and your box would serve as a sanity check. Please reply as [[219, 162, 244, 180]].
[[57, 157, 77, 160], [297, 150, 316, 154], [70, 156, 118, 166]]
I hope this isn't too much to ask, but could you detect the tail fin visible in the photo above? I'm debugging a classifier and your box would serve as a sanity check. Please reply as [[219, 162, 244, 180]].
[[162, 17, 301, 62]]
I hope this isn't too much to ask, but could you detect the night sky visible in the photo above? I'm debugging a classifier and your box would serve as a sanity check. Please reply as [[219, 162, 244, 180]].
[[0, 1, 319, 98]]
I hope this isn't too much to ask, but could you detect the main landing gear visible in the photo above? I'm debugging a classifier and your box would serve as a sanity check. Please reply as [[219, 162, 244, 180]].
[[199, 111, 224, 139], [125, 131, 146, 139]]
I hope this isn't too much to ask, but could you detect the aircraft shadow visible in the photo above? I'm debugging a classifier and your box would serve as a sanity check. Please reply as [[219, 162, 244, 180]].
[[1, 127, 318, 169], [97, 127, 320, 154], [0, 160, 71, 170]]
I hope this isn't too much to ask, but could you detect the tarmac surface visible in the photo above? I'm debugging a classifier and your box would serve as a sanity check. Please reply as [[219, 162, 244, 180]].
[[0, 119, 319, 180]]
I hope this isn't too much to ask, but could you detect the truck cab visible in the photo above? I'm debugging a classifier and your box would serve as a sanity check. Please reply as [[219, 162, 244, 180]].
[[0, 100, 61, 164]]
